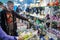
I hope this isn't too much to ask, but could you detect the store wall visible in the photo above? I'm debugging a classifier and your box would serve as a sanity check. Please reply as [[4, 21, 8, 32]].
[[0, 0, 14, 3], [0, 0, 7, 3]]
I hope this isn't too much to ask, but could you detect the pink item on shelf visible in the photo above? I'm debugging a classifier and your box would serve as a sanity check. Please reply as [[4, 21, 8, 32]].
[[51, 15, 60, 21]]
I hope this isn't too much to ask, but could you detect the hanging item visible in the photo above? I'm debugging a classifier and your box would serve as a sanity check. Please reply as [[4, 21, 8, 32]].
[[55, 0, 59, 6], [47, 0, 59, 6]]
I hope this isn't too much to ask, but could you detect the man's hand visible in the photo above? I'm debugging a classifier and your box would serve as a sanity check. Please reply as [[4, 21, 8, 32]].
[[18, 36, 24, 40]]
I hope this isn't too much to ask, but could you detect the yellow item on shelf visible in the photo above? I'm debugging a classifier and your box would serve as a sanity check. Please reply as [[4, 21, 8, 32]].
[[44, 35, 49, 40]]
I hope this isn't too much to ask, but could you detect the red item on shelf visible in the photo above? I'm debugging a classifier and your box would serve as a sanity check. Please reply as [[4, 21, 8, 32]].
[[55, 1, 59, 6]]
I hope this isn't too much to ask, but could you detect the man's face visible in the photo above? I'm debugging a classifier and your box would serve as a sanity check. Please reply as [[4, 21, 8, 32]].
[[8, 4, 14, 10]]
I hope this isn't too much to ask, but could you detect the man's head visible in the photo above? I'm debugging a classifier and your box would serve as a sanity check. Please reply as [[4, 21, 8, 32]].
[[7, 1, 14, 10]]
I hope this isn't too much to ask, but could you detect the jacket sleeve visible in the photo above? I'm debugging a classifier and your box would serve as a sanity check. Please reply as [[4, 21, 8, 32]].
[[14, 12, 28, 21], [0, 26, 17, 40]]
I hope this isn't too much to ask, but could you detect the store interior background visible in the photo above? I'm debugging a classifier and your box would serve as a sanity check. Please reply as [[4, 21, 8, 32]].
[[0, 0, 60, 40], [1, 0, 60, 10]]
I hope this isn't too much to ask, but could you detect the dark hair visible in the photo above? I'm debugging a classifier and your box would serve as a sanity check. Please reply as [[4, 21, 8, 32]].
[[7, 1, 14, 5], [0, 2, 3, 5]]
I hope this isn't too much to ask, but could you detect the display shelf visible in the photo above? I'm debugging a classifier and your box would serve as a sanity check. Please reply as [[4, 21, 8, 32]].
[[20, 12, 46, 20], [47, 28, 60, 38], [19, 30, 38, 40]]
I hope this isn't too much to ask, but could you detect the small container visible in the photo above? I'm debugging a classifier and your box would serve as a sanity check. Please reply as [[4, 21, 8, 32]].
[[44, 35, 49, 40], [49, 38, 54, 40], [40, 37, 45, 40]]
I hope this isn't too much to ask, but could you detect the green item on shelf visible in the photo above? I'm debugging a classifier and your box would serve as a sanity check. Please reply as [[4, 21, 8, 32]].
[[52, 21, 57, 25], [39, 24, 44, 29], [59, 6, 60, 8], [36, 19, 40, 24]]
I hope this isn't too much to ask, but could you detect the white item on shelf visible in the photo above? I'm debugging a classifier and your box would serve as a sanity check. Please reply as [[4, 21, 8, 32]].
[[47, 31, 57, 40]]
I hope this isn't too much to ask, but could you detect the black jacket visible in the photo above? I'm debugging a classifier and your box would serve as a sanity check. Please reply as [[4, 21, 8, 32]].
[[1, 10, 28, 36]]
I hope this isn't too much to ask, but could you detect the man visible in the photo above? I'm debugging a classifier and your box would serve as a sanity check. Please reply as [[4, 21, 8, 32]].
[[0, 2, 24, 40], [1, 1, 28, 36]]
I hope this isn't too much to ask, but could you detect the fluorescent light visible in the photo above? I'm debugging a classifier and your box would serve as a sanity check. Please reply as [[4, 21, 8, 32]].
[[19, 0, 23, 2]]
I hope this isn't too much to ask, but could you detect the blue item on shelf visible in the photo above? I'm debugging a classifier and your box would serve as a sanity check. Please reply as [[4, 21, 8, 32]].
[[40, 34, 45, 38], [49, 38, 54, 40], [40, 37, 45, 40], [36, 25, 40, 30]]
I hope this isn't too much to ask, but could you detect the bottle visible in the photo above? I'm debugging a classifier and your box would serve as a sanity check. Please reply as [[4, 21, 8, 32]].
[[49, 38, 54, 40], [40, 37, 45, 40], [38, 28, 41, 36], [55, 0, 59, 6]]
